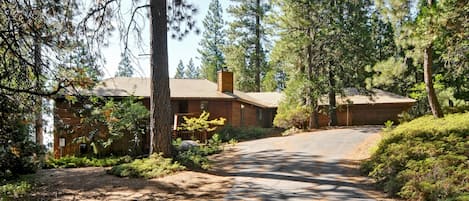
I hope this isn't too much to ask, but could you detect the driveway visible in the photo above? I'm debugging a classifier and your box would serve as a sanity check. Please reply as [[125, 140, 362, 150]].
[[224, 126, 389, 201]]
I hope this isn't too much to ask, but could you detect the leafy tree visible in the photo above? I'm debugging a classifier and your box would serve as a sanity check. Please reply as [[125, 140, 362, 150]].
[[198, 0, 226, 82], [75, 96, 149, 156], [115, 53, 134, 77], [226, 0, 270, 92], [185, 58, 200, 79], [174, 60, 186, 78]]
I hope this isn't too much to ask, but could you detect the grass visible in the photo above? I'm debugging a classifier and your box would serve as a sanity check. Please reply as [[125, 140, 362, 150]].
[[44, 155, 132, 168], [107, 153, 185, 179], [361, 112, 469, 200]]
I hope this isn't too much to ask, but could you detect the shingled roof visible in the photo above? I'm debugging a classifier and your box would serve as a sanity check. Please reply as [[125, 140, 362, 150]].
[[80, 77, 414, 108], [84, 77, 275, 108], [318, 88, 416, 105]]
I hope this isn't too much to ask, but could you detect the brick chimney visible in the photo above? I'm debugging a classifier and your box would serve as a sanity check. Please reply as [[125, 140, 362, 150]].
[[217, 71, 233, 93]]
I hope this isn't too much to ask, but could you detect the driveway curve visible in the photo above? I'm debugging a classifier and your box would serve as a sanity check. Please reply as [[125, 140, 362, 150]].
[[224, 126, 387, 201]]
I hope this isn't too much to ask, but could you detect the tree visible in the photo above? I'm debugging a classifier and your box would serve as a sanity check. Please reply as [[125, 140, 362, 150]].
[[271, 0, 375, 127], [174, 60, 185, 78], [375, 0, 448, 118], [226, 0, 270, 92], [115, 52, 134, 77], [83, 0, 198, 157], [198, 0, 226, 82], [185, 58, 199, 79]]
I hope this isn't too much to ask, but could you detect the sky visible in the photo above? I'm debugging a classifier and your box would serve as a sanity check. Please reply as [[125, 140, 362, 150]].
[[101, 0, 232, 79]]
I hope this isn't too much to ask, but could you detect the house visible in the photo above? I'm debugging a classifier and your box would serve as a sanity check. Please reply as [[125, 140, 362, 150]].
[[53, 71, 415, 158], [315, 88, 416, 126], [53, 71, 278, 158]]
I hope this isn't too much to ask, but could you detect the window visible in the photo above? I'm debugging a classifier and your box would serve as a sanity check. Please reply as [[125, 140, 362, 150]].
[[178, 101, 188, 113], [200, 101, 208, 111], [257, 108, 263, 121]]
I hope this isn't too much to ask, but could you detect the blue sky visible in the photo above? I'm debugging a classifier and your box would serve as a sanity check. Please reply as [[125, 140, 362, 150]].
[[101, 0, 232, 78]]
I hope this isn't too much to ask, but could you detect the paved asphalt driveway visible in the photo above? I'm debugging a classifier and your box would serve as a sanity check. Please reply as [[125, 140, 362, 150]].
[[225, 126, 383, 201]]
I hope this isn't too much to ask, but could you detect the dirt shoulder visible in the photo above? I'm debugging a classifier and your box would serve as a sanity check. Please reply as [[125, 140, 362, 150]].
[[29, 147, 239, 201]]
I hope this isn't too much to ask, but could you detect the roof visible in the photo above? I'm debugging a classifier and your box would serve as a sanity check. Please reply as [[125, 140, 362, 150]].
[[247, 92, 284, 108], [83, 77, 273, 108], [318, 88, 416, 105], [80, 78, 414, 108]]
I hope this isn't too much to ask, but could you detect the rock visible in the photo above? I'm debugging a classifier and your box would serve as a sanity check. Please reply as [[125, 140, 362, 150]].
[[178, 140, 199, 151]]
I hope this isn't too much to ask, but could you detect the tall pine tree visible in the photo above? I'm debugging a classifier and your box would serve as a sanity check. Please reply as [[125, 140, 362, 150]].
[[198, 0, 226, 82], [185, 58, 199, 79], [115, 52, 134, 77], [225, 0, 270, 92], [174, 60, 185, 78]]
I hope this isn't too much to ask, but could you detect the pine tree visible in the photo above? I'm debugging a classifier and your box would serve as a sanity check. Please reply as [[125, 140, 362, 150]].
[[198, 0, 226, 82], [374, 0, 469, 118], [115, 53, 134, 77], [185, 58, 199, 79], [174, 60, 185, 78], [272, 0, 376, 127], [225, 0, 269, 92]]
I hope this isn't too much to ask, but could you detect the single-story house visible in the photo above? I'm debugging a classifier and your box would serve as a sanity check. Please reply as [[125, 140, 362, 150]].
[[315, 88, 416, 126], [53, 71, 415, 157], [54, 71, 278, 157]]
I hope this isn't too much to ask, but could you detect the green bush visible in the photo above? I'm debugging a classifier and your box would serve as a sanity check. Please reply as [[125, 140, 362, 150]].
[[0, 180, 32, 200], [107, 153, 184, 178], [273, 105, 310, 129], [173, 134, 223, 170], [44, 156, 132, 168], [218, 125, 274, 141], [362, 113, 469, 200]]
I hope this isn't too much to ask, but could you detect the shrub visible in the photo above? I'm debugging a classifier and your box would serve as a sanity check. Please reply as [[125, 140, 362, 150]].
[[44, 156, 132, 168], [0, 180, 32, 200], [362, 113, 469, 200], [173, 134, 223, 170], [273, 105, 310, 129], [218, 125, 274, 141], [107, 153, 184, 178]]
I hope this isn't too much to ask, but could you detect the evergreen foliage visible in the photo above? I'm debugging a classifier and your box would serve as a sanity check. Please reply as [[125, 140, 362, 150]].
[[225, 0, 270, 92], [174, 60, 186, 78], [362, 113, 469, 200], [198, 0, 226, 82], [184, 58, 200, 79], [115, 53, 134, 77]]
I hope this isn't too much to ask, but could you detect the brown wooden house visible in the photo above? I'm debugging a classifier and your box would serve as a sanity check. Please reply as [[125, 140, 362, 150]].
[[54, 71, 279, 158], [54, 71, 415, 158]]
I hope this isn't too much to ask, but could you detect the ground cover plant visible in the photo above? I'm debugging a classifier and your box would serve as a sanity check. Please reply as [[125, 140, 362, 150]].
[[107, 153, 185, 179], [361, 112, 469, 200], [44, 156, 132, 169]]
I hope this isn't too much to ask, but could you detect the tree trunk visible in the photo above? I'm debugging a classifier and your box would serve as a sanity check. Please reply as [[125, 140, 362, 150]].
[[328, 65, 338, 126], [34, 40, 43, 145], [149, 0, 172, 157], [306, 39, 319, 129], [254, 0, 261, 92], [423, 45, 444, 118]]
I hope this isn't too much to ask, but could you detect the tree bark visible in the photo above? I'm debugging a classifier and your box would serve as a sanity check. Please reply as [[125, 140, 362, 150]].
[[328, 65, 338, 126], [149, 0, 172, 157], [306, 35, 319, 129], [254, 0, 261, 92], [423, 45, 444, 118], [34, 40, 43, 145]]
